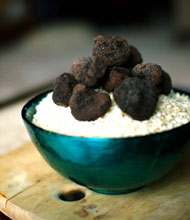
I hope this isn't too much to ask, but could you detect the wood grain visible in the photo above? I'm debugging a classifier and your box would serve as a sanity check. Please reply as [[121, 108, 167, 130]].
[[0, 143, 190, 220]]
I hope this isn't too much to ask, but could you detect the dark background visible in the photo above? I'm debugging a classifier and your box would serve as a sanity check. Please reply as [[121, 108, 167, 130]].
[[0, 0, 190, 107], [0, 0, 172, 43]]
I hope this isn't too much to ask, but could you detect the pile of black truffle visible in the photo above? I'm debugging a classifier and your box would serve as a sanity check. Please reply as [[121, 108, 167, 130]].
[[53, 36, 172, 121]]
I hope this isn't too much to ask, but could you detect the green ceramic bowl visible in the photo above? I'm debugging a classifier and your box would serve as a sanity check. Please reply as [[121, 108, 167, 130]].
[[21, 89, 190, 194]]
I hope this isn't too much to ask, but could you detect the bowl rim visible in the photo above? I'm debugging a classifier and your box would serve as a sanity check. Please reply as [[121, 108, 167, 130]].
[[21, 88, 190, 140]]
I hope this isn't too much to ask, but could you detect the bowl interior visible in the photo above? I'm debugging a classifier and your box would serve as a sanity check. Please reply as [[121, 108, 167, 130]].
[[22, 88, 190, 139]]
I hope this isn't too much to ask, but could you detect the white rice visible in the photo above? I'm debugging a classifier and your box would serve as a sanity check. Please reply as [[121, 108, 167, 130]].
[[32, 90, 190, 138]]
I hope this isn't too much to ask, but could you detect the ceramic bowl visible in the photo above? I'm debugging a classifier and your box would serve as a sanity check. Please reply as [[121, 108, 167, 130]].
[[21, 89, 190, 194]]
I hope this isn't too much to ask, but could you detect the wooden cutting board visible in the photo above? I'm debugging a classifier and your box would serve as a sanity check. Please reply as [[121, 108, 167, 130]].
[[0, 142, 190, 220]]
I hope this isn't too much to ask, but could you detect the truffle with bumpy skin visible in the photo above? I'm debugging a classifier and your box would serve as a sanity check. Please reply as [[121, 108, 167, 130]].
[[113, 77, 158, 121], [92, 36, 130, 66], [124, 45, 143, 69], [157, 70, 172, 95], [103, 67, 131, 92], [52, 73, 78, 107], [70, 56, 107, 87], [69, 84, 111, 121], [132, 63, 162, 86]]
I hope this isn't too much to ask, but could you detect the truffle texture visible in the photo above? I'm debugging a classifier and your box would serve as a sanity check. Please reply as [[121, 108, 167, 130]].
[[92, 36, 130, 66], [113, 77, 158, 121], [69, 84, 111, 121], [70, 56, 107, 87], [132, 63, 162, 86], [103, 67, 131, 92], [52, 73, 78, 107], [157, 70, 172, 95], [124, 45, 143, 68]]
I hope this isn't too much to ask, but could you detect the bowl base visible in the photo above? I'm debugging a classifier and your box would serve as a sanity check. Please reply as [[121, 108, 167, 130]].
[[89, 186, 144, 195]]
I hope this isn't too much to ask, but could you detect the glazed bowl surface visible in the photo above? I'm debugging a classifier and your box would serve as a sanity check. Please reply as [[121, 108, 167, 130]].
[[21, 89, 190, 194]]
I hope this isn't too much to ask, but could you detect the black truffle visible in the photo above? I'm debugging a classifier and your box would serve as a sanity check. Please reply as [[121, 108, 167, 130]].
[[103, 67, 131, 92], [52, 73, 78, 107], [70, 56, 107, 87], [124, 45, 143, 69], [69, 84, 111, 121], [132, 63, 162, 86], [157, 70, 172, 95], [113, 77, 158, 121], [92, 36, 130, 66]]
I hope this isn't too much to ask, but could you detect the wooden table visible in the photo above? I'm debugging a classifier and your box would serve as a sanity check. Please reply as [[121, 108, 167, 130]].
[[0, 142, 190, 220]]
